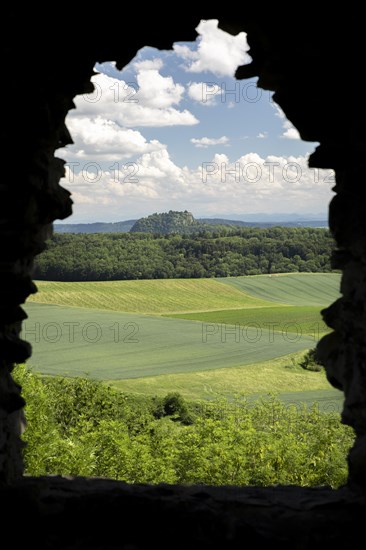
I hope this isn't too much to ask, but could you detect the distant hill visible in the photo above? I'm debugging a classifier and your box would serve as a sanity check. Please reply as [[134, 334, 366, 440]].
[[199, 218, 328, 228], [130, 211, 327, 234], [130, 210, 206, 234], [54, 220, 136, 233], [54, 213, 327, 234]]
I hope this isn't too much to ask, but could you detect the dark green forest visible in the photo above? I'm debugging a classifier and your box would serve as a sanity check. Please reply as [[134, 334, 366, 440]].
[[15, 365, 353, 487], [34, 227, 334, 281]]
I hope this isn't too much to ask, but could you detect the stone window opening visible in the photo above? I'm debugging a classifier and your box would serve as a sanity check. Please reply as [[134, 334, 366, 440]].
[[1, 8, 366, 548]]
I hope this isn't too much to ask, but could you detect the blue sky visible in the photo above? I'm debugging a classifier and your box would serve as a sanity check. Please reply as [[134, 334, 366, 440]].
[[61, 20, 334, 222]]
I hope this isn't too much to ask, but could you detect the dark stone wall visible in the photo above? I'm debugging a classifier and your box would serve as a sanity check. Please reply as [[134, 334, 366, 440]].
[[2, 476, 366, 549], [1, 6, 366, 547]]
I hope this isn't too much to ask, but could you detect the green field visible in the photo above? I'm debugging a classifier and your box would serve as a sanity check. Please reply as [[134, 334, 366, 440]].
[[168, 305, 328, 337], [219, 273, 341, 306], [108, 351, 341, 404], [23, 273, 343, 406], [23, 303, 317, 379], [28, 279, 272, 314]]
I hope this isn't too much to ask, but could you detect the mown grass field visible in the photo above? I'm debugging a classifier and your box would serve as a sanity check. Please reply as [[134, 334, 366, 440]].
[[108, 351, 341, 406], [23, 273, 342, 406], [23, 303, 317, 379], [219, 273, 341, 306], [28, 279, 272, 314], [167, 305, 328, 337]]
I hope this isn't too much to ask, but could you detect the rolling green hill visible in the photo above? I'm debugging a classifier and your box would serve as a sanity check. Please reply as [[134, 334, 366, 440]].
[[23, 303, 317, 380], [28, 279, 274, 314], [29, 273, 341, 314], [23, 273, 342, 404], [219, 273, 341, 306], [168, 305, 328, 338]]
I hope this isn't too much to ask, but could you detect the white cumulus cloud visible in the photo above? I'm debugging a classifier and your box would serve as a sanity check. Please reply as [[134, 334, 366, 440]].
[[191, 136, 229, 148], [62, 149, 333, 221], [273, 103, 301, 140], [63, 64, 199, 163], [134, 68, 185, 109], [188, 81, 222, 105], [66, 116, 165, 160], [133, 58, 164, 71], [174, 19, 251, 77], [282, 127, 301, 140], [70, 69, 198, 129]]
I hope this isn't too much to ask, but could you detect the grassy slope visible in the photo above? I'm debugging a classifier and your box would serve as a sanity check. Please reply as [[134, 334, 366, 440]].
[[23, 303, 316, 380], [24, 274, 341, 404], [108, 350, 340, 405], [219, 273, 341, 306], [167, 305, 328, 337], [29, 279, 273, 314], [29, 274, 341, 315]]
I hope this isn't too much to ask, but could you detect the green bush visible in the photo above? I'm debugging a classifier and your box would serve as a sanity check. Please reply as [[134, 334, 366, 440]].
[[153, 392, 193, 425], [300, 348, 324, 372], [14, 365, 354, 487]]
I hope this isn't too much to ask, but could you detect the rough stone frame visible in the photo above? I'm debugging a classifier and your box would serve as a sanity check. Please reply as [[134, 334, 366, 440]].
[[1, 8, 366, 547]]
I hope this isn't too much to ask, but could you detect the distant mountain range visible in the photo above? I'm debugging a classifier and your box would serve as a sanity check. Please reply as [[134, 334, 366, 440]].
[[197, 218, 327, 228], [54, 213, 328, 234]]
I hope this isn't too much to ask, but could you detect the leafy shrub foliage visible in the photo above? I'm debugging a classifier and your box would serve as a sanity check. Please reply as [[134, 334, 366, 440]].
[[300, 348, 324, 372], [14, 365, 353, 487]]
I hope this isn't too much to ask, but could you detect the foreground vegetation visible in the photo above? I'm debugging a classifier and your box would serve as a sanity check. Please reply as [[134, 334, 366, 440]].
[[15, 364, 353, 487], [34, 227, 334, 281]]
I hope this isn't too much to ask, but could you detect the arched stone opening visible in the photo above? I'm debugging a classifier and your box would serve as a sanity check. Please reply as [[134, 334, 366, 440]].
[[1, 7, 366, 547]]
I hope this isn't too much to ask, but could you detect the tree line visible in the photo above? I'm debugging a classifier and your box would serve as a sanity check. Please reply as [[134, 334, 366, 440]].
[[34, 227, 335, 281]]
